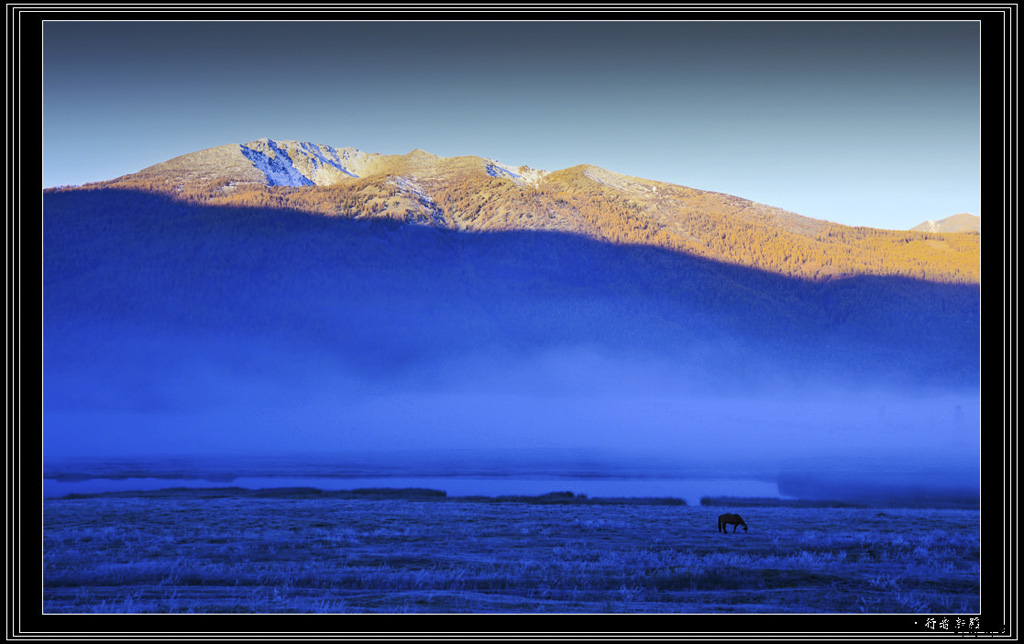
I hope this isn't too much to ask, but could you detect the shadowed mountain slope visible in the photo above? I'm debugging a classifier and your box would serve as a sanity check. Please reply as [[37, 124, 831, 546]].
[[44, 188, 979, 388]]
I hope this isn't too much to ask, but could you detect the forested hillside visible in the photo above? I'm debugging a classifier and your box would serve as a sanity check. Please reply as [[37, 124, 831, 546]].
[[67, 140, 980, 286]]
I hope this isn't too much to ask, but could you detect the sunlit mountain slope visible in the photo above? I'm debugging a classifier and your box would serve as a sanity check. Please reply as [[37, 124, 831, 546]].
[[86, 138, 980, 284]]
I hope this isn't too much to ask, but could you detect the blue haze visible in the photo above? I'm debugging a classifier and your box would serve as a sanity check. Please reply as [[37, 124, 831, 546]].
[[42, 20, 981, 230]]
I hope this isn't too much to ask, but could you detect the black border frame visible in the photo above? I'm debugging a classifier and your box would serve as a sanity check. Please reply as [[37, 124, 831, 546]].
[[11, 4, 1014, 640]]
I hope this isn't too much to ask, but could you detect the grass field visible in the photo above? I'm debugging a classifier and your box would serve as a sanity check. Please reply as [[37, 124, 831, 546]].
[[42, 491, 980, 613]]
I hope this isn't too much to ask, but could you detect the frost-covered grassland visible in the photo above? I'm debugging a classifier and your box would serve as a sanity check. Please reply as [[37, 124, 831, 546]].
[[43, 496, 979, 614]]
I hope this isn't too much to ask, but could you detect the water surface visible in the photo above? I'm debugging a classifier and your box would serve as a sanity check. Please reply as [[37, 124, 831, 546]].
[[43, 475, 784, 504]]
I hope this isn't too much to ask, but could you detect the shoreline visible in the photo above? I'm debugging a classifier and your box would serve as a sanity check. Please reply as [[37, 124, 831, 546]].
[[45, 486, 979, 509]]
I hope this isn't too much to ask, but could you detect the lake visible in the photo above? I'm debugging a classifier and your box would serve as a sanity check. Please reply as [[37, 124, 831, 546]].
[[43, 475, 785, 504]]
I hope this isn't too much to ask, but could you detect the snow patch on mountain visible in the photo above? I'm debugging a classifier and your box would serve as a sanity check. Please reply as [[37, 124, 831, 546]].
[[393, 177, 446, 227], [298, 142, 360, 180], [486, 162, 522, 180], [486, 159, 547, 187], [240, 139, 315, 187]]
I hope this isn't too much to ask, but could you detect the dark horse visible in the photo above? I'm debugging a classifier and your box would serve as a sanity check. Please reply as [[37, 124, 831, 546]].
[[718, 513, 748, 533]]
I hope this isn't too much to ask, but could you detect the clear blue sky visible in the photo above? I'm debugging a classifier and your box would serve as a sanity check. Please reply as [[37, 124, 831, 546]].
[[42, 20, 981, 230]]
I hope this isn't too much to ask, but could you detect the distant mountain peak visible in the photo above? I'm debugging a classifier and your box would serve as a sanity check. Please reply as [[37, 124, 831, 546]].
[[911, 213, 980, 234]]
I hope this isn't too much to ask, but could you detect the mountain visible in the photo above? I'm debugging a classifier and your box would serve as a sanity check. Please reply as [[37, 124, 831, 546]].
[[85, 138, 981, 285], [911, 213, 981, 234], [42, 139, 981, 486], [128, 138, 548, 188]]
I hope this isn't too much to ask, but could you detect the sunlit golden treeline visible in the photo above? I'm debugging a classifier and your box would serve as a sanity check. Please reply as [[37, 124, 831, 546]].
[[59, 166, 980, 285]]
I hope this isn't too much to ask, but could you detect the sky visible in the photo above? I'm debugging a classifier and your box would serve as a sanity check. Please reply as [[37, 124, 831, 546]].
[[42, 19, 981, 229]]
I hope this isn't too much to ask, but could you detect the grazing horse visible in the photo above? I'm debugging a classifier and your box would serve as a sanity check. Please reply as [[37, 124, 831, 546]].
[[718, 513, 748, 533]]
